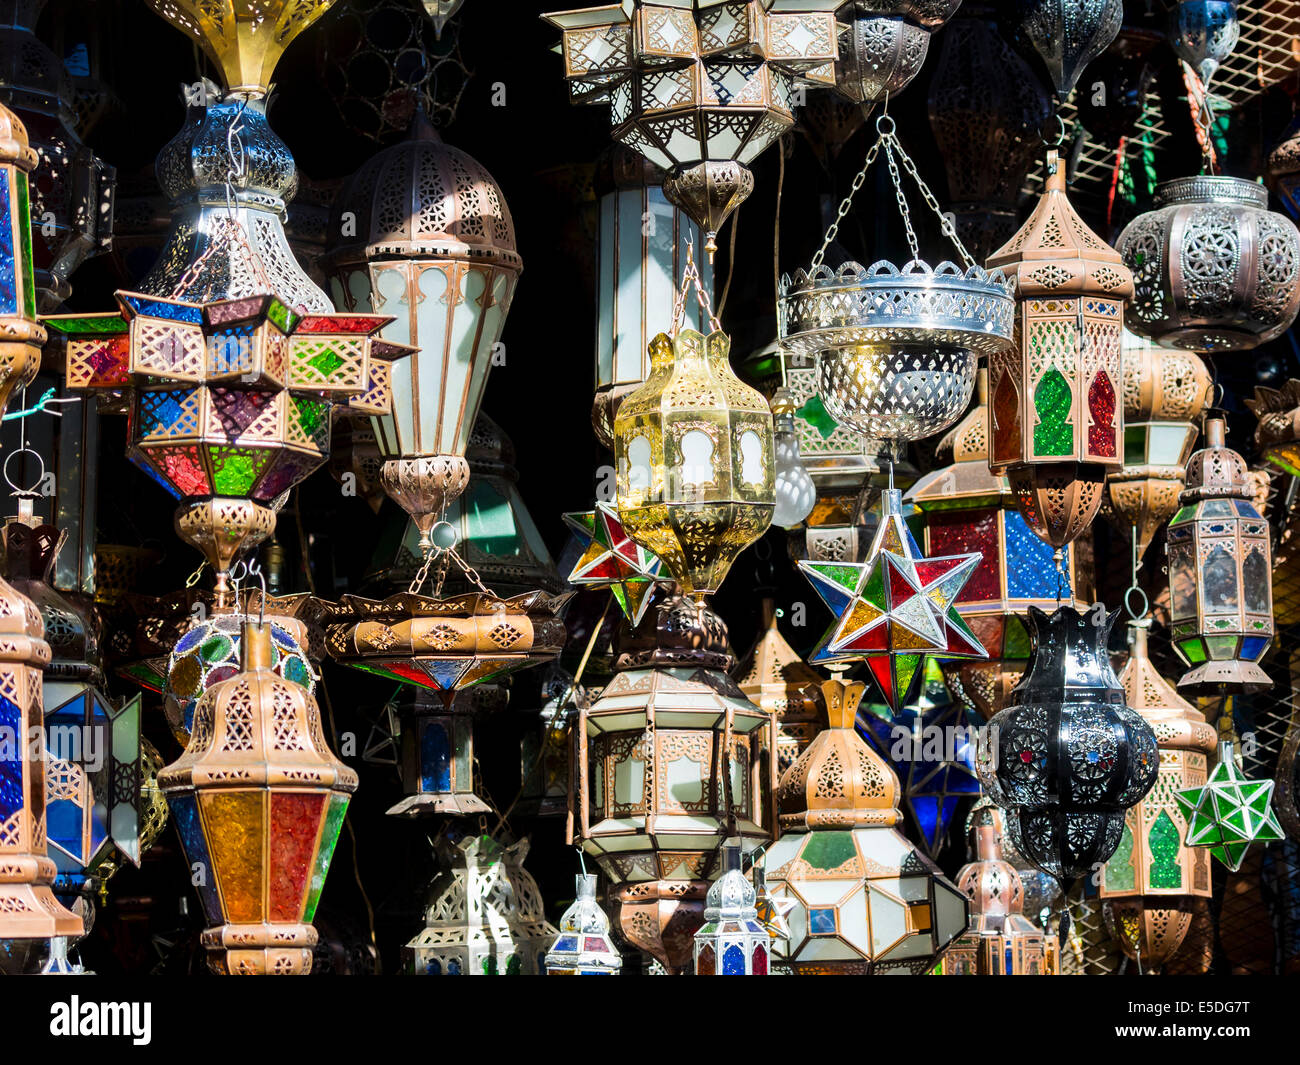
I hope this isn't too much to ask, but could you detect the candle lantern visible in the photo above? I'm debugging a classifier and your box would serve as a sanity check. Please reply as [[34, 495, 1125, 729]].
[[1166, 417, 1273, 692], [1116, 177, 1300, 353], [986, 148, 1132, 553], [158, 619, 359, 975], [763, 678, 969, 974], [1007, 0, 1123, 100], [832, 1, 962, 105], [978, 606, 1159, 887], [545, 872, 623, 975], [693, 845, 769, 975], [1098, 621, 1217, 969]]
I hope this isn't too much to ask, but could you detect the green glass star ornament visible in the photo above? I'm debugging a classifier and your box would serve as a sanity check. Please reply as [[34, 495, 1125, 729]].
[[797, 488, 987, 712], [562, 501, 665, 626], [1174, 748, 1284, 871]]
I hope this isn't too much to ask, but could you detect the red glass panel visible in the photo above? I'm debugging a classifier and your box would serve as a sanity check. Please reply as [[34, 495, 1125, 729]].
[[295, 315, 384, 334], [752, 944, 768, 975], [583, 937, 606, 952], [927, 510, 1000, 602], [154, 445, 211, 497], [269, 792, 326, 921], [1087, 370, 1117, 458], [992, 369, 1021, 462], [696, 944, 715, 976], [206, 295, 270, 326]]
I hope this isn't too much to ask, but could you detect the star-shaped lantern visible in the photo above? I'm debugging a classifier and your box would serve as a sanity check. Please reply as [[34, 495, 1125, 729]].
[[1174, 747, 1284, 872], [798, 488, 987, 711], [563, 501, 665, 626]]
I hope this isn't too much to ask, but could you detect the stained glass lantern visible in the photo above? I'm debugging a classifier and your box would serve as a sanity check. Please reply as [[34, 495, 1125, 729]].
[[986, 149, 1131, 556], [735, 597, 825, 775], [764, 678, 969, 974], [1174, 742, 1284, 871], [519, 672, 586, 819], [325, 113, 523, 550], [542, 0, 840, 258], [405, 834, 557, 975], [563, 501, 666, 627], [832, 1, 962, 105], [573, 594, 776, 972], [1246, 378, 1300, 478], [1006, 0, 1123, 100], [1116, 176, 1300, 353], [1105, 332, 1212, 557], [1166, 417, 1273, 692], [158, 619, 358, 975], [388, 687, 505, 817], [907, 368, 1089, 721], [1168, 0, 1240, 88], [545, 872, 623, 975], [977, 606, 1159, 887], [693, 845, 769, 976], [1098, 621, 1216, 970], [771, 387, 815, 529], [0, 101, 43, 412], [936, 825, 1058, 975]]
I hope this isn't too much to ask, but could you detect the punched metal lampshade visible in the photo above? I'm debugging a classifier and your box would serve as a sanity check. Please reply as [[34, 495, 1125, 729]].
[[1009, 0, 1123, 99]]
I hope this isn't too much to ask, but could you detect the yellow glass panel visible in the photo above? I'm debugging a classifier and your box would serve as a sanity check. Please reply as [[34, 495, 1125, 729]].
[[202, 790, 266, 924]]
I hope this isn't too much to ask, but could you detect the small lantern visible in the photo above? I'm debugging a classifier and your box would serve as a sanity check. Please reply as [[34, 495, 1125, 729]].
[[978, 606, 1159, 887], [1168, 0, 1241, 88], [937, 826, 1058, 975], [833, 1, 962, 105], [1099, 621, 1217, 970], [563, 501, 665, 627], [1166, 417, 1273, 692], [693, 846, 770, 976], [519, 672, 585, 819], [966, 796, 1062, 924], [388, 687, 504, 817], [0, 101, 43, 411], [1009, 0, 1123, 99], [1175, 742, 1284, 871], [986, 148, 1132, 552], [771, 387, 816, 529], [1246, 378, 1300, 477], [158, 619, 359, 975], [545, 872, 623, 975]]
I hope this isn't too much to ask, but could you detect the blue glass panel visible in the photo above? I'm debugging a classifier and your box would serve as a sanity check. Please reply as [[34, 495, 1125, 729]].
[[129, 452, 182, 500], [419, 721, 452, 793], [553, 936, 579, 953], [423, 659, 469, 691], [271, 624, 295, 649], [0, 169, 15, 316], [426, 959, 442, 975], [47, 798, 82, 856], [0, 692, 22, 822], [121, 294, 204, 323], [809, 907, 837, 935], [167, 791, 222, 923], [175, 627, 204, 653], [1240, 636, 1269, 660], [1233, 498, 1261, 517], [722, 944, 745, 975], [1005, 510, 1070, 599], [447, 960, 461, 975], [913, 796, 940, 848], [1005, 945, 1014, 973]]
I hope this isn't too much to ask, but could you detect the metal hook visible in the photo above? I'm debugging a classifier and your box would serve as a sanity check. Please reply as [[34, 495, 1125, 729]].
[[245, 558, 267, 627], [3, 445, 44, 499]]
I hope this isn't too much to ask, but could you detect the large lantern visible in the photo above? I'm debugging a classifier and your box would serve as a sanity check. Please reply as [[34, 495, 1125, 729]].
[[158, 619, 359, 975], [1099, 621, 1216, 971], [1115, 176, 1300, 353], [978, 606, 1159, 887], [986, 148, 1132, 552], [1007, 0, 1123, 100]]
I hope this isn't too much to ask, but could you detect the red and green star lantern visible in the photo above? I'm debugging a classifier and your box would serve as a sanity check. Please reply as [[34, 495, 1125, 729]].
[[563, 501, 665, 626]]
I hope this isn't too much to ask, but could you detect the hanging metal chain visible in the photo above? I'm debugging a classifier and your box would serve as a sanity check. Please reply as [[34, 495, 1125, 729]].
[[883, 139, 920, 263], [671, 241, 722, 335], [407, 538, 496, 599], [890, 131, 976, 270]]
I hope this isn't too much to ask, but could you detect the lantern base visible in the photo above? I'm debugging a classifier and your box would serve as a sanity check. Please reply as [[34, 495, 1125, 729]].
[[1176, 659, 1272, 694], [201, 923, 317, 975], [661, 160, 754, 262], [174, 498, 278, 607], [614, 880, 709, 974], [386, 792, 491, 817], [1146, 326, 1263, 354], [0, 881, 84, 940], [380, 457, 471, 551]]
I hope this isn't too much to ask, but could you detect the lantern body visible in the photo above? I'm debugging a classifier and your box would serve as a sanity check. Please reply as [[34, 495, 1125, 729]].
[[1010, 0, 1123, 98], [614, 329, 775, 599], [390, 689, 494, 817], [519, 674, 582, 819], [771, 388, 816, 529], [1246, 378, 1300, 477], [693, 847, 770, 975], [0, 101, 43, 412], [978, 606, 1159, 885], [1166, 418, 1273, 692], [1116, 176, 1300, 353], [546, 873, 623, 975], [1268, 120, 1300, 221], [1168, 0, 1240, 86], [833, 2, 962, 104], [1174, 746, 1284, 871]]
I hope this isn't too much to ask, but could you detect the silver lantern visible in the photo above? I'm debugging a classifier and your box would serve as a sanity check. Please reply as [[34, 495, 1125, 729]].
[[833, 1, 963, 105], [1011, 0, 1124, 100], [1168, 1, 1240, 88], [1116, 176, 1300, 353]]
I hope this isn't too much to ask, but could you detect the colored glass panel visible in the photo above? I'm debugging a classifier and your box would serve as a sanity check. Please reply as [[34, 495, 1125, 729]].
[[304, 792, 350, 922], [1033, 367, 1072, 456], [202, 790, 266, 923], [992, 369, 1021, 461], [123, 294, 204, 324], [1105, 822, 1136, 891], [1177, 637, 1207, 664], [16, 171, 33, 319], [1005, 510, 1068, 599], [1148, 809, 1182, 890], [808, 907, 837, 935], [721, 944, 745, 975], [210, 446, 269, 496], [0, 169, 15, 316], [696, 944, 715, 975], [926, 510, 999, 602], [1087, 371, 1117, 457], [168, 791, 222, 923], [153, 445, 210, 497], [752, 944, 768, 975], [269, 792, 325, 921], [801, 830, 856, 871], [420, 720, 452, 793], [0, 691, 23, 822], [1240, 635, 1269, 661]]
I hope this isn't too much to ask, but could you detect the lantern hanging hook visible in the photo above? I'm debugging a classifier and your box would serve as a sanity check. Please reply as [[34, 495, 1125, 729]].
[[3, 444, 44, 501], [1123, 526, 1150, 622]]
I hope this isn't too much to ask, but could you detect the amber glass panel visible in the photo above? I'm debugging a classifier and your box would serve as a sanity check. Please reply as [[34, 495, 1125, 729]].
[[269, 792, 326, 922], [202, 790, 266, 924]]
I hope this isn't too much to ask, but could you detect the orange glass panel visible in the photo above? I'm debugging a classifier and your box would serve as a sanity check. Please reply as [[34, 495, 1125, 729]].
[[202, 790, 266, 924]]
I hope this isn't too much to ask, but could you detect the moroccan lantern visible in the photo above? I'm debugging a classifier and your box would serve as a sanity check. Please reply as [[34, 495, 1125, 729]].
[[966, 795, 1062, 924], [519, 670, 586, 819], [763, 678, 969, 974], [771, 387, 816, 530], [422, 0, 466, 36], [977, 606, 1159, 887], [545, 872, 623, 975], [693, 845, 770, 976], [832, 1, 962, 105], [986, 147, 1132, 553], [563, 501, 665, 628], [325, 112, 523, 550], [158, 618, 359, 975], [1105, 332, 1212, 558], [1006, 0, 1123, 100], [1116, 176, 1300, 353], [1246, 378, 1300, 477], [1166, 417, 1273, 692], [1174, 742, 1284, 871], [1268, 120, 1300, 221], [1098, 621, 1217, 970], [1167, 0, 1240, 88], [573, 595, 777, 972], [937, 825, 1058, 975]]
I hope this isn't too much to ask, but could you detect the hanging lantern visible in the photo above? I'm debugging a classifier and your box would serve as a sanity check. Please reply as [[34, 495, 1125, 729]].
[[1166, 417, 1273, 692], [693, 845, 770, 975], [735, 597, 825, 775], [986, 147, 1132, 552], [771, 387, 816, 529], [1167, 1, 1240, 88], [907, 368, 1090, 721], [764, 678, 969, 974], [158, 619, 358, 975], [1174, 742, 1284, 871], [1008, 0, 1123, 100], [572, 594, 777, 972], [542, 1, 840, 257], [966, 795, 1062, 924], [614, 257, 775, 602], [1105, 332, 1212, 558], [937, 825, 1058, 974], [832, 1, 962, 105], [325, 112, 523, 550], [519, 670, 586, 819], [545, 872, 623, 975], [405, 834, 558, 975], [1268, 119, 1300, 221], [1246, 378, 1300, 477], [386, 687, 505, 817], [1116, 176, 1300, 353], [977, 606, 1159, 887], [1098, 621, 1217, 970], [563, 501, 665, 627], [422, 0, 466, 36]]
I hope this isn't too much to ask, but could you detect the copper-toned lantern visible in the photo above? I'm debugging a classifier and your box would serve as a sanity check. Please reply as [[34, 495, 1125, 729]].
[[1166, 417, 1273, 692], [987, 148, 1133, 552], [1099, 621, 1217, 970], [1246, 378, 1300, 478], [159, 619, 358, 975]]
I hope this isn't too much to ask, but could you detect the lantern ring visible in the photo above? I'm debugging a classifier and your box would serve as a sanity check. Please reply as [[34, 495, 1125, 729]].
[[2, 445, 44, 498], [428, 520, 460, 553], [875, 113, 896, 138], [1123, 585, 1149, 623]]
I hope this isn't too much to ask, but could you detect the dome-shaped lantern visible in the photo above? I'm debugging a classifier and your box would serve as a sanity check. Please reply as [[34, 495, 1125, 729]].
[[1008, 0, 1123, 100]]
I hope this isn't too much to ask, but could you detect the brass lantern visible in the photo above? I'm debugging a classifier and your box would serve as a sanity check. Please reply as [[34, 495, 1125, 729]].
[[159, 619, 359, 975], [1105, 332, 1212, 557], [986, 148, 1133, 552], [1246, 378, 1300, 477], [1166, 417, 1273, 692], [1099, 621, 1216, 971]]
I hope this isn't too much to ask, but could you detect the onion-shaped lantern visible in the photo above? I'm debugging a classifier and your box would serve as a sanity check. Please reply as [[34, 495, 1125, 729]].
[[1167, 1, 1240, 88], [1166, 417, 1273, 692], [1098, 621, 1216, 971], [1007, 0, 1123, 100], [832, 1, 962, 105], [1116, 176, 1300, 353], [986, 148, 1132, 553], [542, 1, 840, 257], [977, 606, 1159, 887], [545, 872, 623, 975], [693, 845, 770, 975], [1104, 332, 1212, 558]]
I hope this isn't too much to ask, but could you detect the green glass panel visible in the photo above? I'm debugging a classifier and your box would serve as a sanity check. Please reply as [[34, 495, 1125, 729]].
[[295, 398, 327, 437], [861, 561, 886, 610], [795, 393, 839, 440], [1004, 615, 1032, 658], [303, 792, 350, 922], [1204, 635, 1240, 660], [307, 347, 345, 378], [44, 314, 127, 335], [1178, 637, 1207, 664], [16, 172, 34, 319], [464, 481, 518, 556], [267, 299, 291, 333], [1148, 809, 1182, 889], [1104, 822, 1136, 891], [210, 448, 265, 495], [800, 830, 856, 871], [1032, 367, 1073, 457]]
